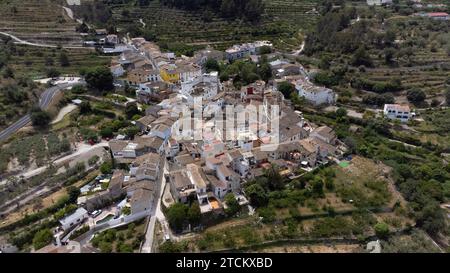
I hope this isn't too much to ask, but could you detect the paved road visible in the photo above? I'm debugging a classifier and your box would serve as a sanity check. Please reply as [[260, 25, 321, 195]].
[[0, 31, 89, 50], [141, 158, 168, 253], [0, 115, 32, 142], [0, 81, 85, 142]]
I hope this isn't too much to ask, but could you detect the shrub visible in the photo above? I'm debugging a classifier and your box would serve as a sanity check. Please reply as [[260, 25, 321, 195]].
[[406, 88, 426, 103], [32, 229, 53, 250], [374, 222, 389, 239]]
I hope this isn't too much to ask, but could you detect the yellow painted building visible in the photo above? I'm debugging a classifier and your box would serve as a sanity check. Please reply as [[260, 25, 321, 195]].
[[160, 65, 180, 83]]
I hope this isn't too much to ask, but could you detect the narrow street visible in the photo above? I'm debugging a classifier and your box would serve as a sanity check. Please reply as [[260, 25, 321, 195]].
[[141, 158, 169, 253]]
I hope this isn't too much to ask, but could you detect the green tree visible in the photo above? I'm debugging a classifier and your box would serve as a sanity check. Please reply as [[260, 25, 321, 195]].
[[352, 46, 372, 67], [85, 66, 114, 91], [67, 186, 80, 203], [159, 241, 185, 253], [224, 193, 240, 216], [406, 88, 426, 103], [416, 202, 446, 235], [265, 164, 284, 191], [258, 57, 272, 82], [374, 222, 389, 239], [32, 229, 53, 250], [59, 52, 70, 67], [100, 126, 114, 138], [30, 108, 51, 128], [79, 101, 92, 114], [187, 202, 201, 226], [336, 107, 348, 118], [118, 243, 133, 253], [125, 103, 140, 119], [122, 126, 140, 139], [205, 58, 220, 72], [46, 68, 60, 78], [71, 84, 86, 94], [277, 81, 296, 99], [245, 183, 268, 207], [167, 203, 188, 231], [99, 241, 112, 253], [311, 177, 324, 197], [259, 45, 272, 55]]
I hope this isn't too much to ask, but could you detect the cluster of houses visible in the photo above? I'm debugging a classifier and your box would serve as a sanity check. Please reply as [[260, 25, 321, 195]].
[[273, 74, 337, 106], [105, 38, 344, 216], [160, 85, 344, 216], [104, 68, 342, 219], [110, 38, 224, 104], [80, 152, 161, 214], [53, 37, 344, 242]]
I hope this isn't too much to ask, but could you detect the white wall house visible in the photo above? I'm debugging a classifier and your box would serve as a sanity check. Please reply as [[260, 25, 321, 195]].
[[149, 124, 171, 140], [180, 72, 222, 105], [111, 64, 125, 77], [59, 208, 88, 231], [179, 64, 202, 83], [383, 104, 411, 122], [367, 0, 392, 6], [225, 41, 273, 61], [294, 78, 336, 105], [120, 143, 138, 158], [137, 83, 154, 96]]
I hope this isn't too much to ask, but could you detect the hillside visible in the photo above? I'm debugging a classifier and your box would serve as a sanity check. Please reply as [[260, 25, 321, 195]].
[[301, 2, 450, 107], [71, 0, 320, 51], [0, 0, 84, 47]]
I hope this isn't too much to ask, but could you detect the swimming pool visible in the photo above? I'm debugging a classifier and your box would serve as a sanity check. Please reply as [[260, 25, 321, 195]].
[[95, 214, 114, 225]]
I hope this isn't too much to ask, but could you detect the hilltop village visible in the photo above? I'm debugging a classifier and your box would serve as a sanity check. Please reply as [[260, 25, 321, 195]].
[[1, 0, 449, 254], [102, 37, 344, 220]]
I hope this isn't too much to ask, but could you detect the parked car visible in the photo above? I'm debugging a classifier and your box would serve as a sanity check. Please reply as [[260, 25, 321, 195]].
[[90, 210, 102, 218]]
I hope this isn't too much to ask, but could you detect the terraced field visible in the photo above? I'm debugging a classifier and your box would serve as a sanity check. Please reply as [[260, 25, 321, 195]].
[[363, 17, 450, 100], [98, 0, 319, 51], [366, 66, 449, 99], [8, 45, 111, 78], [0, 0, 83, 47]]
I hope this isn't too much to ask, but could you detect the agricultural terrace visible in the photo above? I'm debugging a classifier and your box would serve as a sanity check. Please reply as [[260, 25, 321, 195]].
[[0, 0, 83, 46], [76, 0, 319, 51], [8, 45, 110, 79], [301, 4, 450, 107]]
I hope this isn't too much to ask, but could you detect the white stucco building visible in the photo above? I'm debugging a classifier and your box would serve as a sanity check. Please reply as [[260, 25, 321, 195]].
[[367, 0, 392, 6], [180, 71, 222, 105], [225, 41, 273, 61], [59, 208, 88, 231], [383, 104, 411, 122], [294, 77, 336, 105]]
